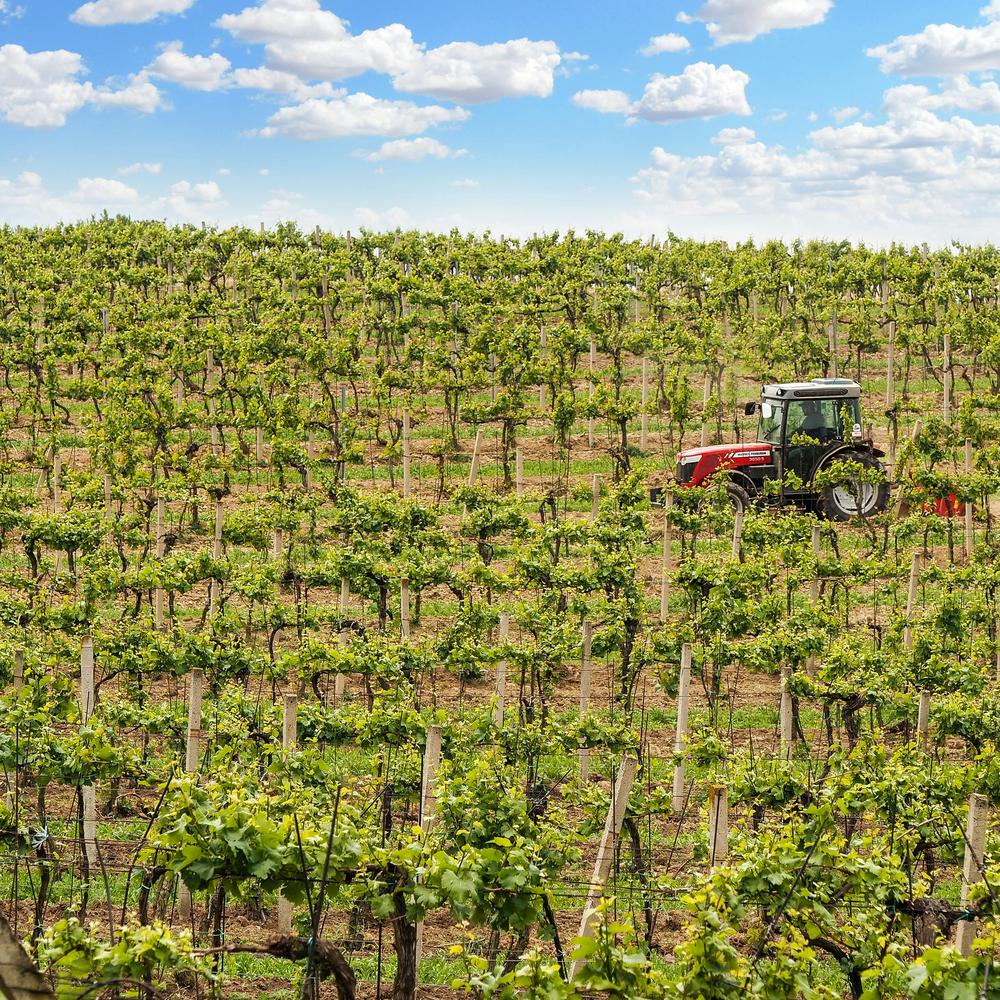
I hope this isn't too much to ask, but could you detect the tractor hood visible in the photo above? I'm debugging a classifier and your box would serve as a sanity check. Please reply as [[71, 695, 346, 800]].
[[676, 442, 773, 485]]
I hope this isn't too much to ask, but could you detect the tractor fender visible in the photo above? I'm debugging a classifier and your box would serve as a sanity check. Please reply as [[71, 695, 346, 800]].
[[812, 445, 885, 482], [726, 470, 760, 497]]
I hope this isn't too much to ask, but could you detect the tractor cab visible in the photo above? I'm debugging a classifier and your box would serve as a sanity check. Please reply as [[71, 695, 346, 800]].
[[754, 378, 863, 488], [672, 377, 888, 519]]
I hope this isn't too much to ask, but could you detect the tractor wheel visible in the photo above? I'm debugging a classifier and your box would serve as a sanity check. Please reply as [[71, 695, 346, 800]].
[[726, 483, 751, 515], [817, 452, 889, 521]]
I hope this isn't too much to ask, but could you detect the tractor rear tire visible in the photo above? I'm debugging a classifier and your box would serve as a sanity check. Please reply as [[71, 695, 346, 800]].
[[817, 452, 889, 521]]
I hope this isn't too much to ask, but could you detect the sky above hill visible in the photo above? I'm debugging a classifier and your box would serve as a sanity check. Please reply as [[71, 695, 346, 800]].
[[3, 0, 1000, 243]]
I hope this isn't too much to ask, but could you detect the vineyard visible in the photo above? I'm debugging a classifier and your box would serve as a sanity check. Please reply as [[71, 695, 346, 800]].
[[2, 220, 1000, 1000]]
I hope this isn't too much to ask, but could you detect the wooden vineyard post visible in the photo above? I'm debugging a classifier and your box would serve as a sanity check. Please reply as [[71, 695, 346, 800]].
[[660, 496, 673, 622], [208, 499, 223, 617], [415, 725, 443, 974], [255, 426, 264, 464], [515, 448, 524, 495], [336, 577, 349, 701], [494, 612, 509, 726], [591, 474, 600, 520], [538, 327, 547, 409], [271, 527, 283, 563], [13, 650, 23, 692], [964, 439, 974, 560], [700, 373, 711, 448], [884, 277, 897, 468], [943, 332, 952, 425], [277, 694, 298, 933], [916, 689, 931, 745], [780, 666, 793, 759], [671, 643, 692, 814], [179, 668, 204, 921], [708, 784, 729, 868], [79, 637, 97, 878], [640, 357, 649, 450], [0, 911, 55, 999], [206, 349, 220, 453], [955, 793, 990, 955], [904, 552, 921, 651], [52, 452, 63, 574], [588, 332, 597, 448], [829, 311, 839, 379], [731, 509, 744, 562], [400, 577, 410, 638], [569, 755, 638, 981], [468, 427, 483, 488], [402, 409, 411, 498], [154, 496, 165, 630], [579, 621, 593, 782]]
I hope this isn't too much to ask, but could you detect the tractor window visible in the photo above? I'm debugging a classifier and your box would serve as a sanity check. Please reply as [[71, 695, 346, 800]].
[[758, 400, 783, 444], [785, 398, 859, 444]]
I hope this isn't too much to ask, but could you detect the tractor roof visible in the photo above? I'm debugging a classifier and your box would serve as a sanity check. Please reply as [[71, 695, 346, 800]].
[[761, 377, 861, 401]]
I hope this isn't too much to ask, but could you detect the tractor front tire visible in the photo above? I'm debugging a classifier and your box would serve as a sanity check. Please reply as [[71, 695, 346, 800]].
[[726, 483, 751, 515], [817, 452, 889, 521]]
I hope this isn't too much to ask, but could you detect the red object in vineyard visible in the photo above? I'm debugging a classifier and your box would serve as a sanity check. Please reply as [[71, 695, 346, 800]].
[[669, 378, 890, 521]]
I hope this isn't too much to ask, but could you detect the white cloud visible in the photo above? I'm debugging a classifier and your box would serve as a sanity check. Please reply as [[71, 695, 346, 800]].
[[711, 125, 756, 144], [0, 2, 26, 19], [362, 137, 466, 161], [574, 63, 750, 123], [354, 205, 410, 229], [984, 1, 1000, 19], [259, 168, 269, 175], [256, 92, 469, 139], [678, 0, 832, 44], [572, 89, 632, 114], [451, 178, 479, 187], [883, 75, 1000, 114], [146, 42, 231, 91], [392, 39, 561, 102], [229, 66, 336, 99], [627, 105, 1000, 243], [634, 63, 750, 120], [71, 0, 194, 26], [642, 33, 691, 56], [216, 0, 565, 103], [0, 43, 162, 127], [868, 18, 1000, 76], [830, 105, 859, 122], [154, 179, 226, 220], [118, 161, 162, 175], [72, 177, 139, 205]]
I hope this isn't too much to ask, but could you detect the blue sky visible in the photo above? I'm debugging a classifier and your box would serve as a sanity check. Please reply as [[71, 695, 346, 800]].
[[2, 0, 1000, 243]]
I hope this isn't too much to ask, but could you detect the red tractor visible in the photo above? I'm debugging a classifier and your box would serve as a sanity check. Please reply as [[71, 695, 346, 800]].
[[673, 378, 889, 519]]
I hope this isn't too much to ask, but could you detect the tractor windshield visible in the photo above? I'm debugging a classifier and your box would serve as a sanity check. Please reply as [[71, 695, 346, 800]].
[[785, 398, 860, 444], [758, 400, 783, 444]]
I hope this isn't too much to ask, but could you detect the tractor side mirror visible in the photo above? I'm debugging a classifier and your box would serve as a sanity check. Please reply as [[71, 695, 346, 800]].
[[743, 401, 759, 416]]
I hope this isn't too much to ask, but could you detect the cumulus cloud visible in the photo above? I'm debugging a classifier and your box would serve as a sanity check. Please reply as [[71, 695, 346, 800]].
[[883, 75, 1000, 114], [71, 0, 195, 26], [572, 89, 632, 114], [361, 137, 466, 161], [354, 205, 411, 229], [451, 178, 479, 187], [627, 104, 1000, 243], [216, 0, 565, 103], [0, 43, 162, 127], [72, 177, 140, 204], [146, 41, 231, 91], [868, 16, 1000, 76], [574, 62, 750, 123], [830, 105, 860, 122], [154, 179, 226, 220], [642, 33, 691, 56], [118, 161, 162, 175], [256, 92, 469, 139], [678, 0, 833, 44]]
